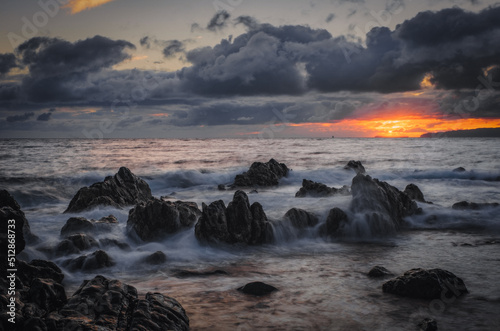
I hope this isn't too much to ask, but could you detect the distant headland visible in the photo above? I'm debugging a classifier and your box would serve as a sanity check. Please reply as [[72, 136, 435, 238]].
[[421, 127, 500, 138]]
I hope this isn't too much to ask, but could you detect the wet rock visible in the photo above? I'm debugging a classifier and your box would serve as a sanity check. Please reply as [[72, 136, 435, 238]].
[[368, 266, 394, 278], [324, 207, 349, 236], [1, 190, 38, 255], [418, 318, 438, 331], [28, 278, 67, 314], [237, 282, 278, 296], [99, 238, 131, 250], [142, 251, 167, 265], [350, 174, 418, 235], [295, 179, 350, 198], [195, 190, 273, 245], [283, 208, 319, 229], [54, 234, 99, 257], [382, 268, 468, 300], [217, 184, 226, 191], [64, 167, 153, 213], [172, 268, 229, 278], [404, 183, 428, 203], [62, 250, 115, 271], [127, 199, 201, 242], [233, 159, 289, 187], [452, 201, 499, 210], [453, 167, 466, 172], [344, 160, 366, 174], [60, 215, 118, 236]]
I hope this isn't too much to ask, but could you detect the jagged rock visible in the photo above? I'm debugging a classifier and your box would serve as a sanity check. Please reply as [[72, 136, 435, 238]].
[[127, 199, 201, 242], [295, 179, 350, 198], [382, 268, 468, 300], [452, 201, 499, 210], [237, 282, 278, 296], [142, 251, 167, 265], [368, 266, 394, 278], [28, 278, 67, 314], [0, 190, 38, 255], [195, 190, 273, 245], [418, 318, 438, 331], [54, 234, 99, 257], [324, 207, 349, 236], [99, 238, 131, 250], [50, 275, 189, 331], [344, 160, 366, 174], [60, 215, 118, 236], [350, 174, 418, 235], [283, 208, 318, 229], [217, 184, 226, 191], [64, 167, 153, 213], [404, 183, 428, 203], [233, 159, 289, 187], [62, 250, 115, 271], [453, 167, 466, 172]]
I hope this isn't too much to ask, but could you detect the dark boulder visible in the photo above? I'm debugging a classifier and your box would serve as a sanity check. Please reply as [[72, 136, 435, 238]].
[[452, 201, 499, 210], [127, 199, 201, 242], [54, 234, 99, 257], [382, 268, 468, 300], [344, 160, 366, 174], [62, 250, 115, 271], [350, 174, 418, 235], [28, 278, 67, 314], [1, 190, 38, 255], [418, 318, 438, 331], [195, 190, 272, 245], [172, 268, 229, 278], [453, 167, 466, 172], [283, 208, 318, 229], [64, 167, 153, 213], [99, 238, 131, 250], [142, 251, 167, 265], [295, 179, 350, 198], [217, 184, 226, 191], [324, 207, 349, 237], [233, 159, 289, 187], [404, 184, 428, 203], [60, 215, 118, 236], [368, 266, 394, 278], [237, 282, 278, 296]]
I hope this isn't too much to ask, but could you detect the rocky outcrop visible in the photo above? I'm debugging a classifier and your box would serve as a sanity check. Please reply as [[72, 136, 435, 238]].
[[324, 207, 349, 236], [452, 201, 499, 210], [344, 160, 366, 174], [283, 208, 319, 229], [0, 190, 37, 255], [233, 159, 289, 187], [60, 215, 118, 236], [295, 179, 350, 198], [368, 266, 394, 278], [54, 233, 99, 257], [195, 190, 273, 245], [418, 318, 438, 331], [64, 167, 153, 213], [127, 199, 201, 242], [62, 249, 115, 271], [350, 174, 418, 234], [382, 268, 468, 300], [237, 282, 278, 296], [404, 184, 428, 203]]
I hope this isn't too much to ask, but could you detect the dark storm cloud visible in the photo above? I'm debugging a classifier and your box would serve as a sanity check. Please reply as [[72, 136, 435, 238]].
[[37, 112, 52, 121], [207, 10, 231, 31], [0, 53, 18, 76], [234, 16, 260, 30], [6, 112, 34, 122], [140, 36, 186, 58]]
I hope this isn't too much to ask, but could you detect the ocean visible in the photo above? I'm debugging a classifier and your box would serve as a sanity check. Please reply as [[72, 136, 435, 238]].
[[1, 138, 500, 330]]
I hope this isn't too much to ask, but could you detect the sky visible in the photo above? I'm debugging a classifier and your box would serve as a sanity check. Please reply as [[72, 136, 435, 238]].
[[0, 0, 499, 138]]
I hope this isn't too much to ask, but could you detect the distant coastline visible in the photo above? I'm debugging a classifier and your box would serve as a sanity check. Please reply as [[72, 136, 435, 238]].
[[420, 127, 500, 138]]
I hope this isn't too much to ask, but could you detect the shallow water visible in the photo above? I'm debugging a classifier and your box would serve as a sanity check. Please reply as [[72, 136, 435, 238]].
[[1, 138, 500, 330]]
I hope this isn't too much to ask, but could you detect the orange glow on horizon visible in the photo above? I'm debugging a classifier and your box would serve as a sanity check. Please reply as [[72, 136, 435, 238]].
[[63, 0, 117, 14]]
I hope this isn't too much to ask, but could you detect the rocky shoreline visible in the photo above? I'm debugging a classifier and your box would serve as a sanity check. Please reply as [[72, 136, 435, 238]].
[[2, 159, 494, 330]]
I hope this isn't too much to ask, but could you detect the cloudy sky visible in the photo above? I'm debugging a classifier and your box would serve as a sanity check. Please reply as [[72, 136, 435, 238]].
[[0, 0, 499, 138]]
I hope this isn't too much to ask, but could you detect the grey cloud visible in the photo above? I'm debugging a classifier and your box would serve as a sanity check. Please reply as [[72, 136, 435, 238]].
[[140, 36, 186, 58], [325, 13, 336, 23], [234, 16, 260, 30], [37, 112, 52, 121], [207, 10, 231, 31], [0, 53, 18, 76], [6, 112, 34, 122]]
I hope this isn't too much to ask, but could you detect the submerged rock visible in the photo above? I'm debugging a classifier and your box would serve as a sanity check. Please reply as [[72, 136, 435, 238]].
[[60, 215, 118, 236], [62, 249, 115, 271], [453, 167, 466, 172], [283, 208, 319, 229], [237, 282, 278, 296], [172, 268, 229, 278], [295, 179, 350, 198], [368, 266, 394, 278], [452, 201, 499, 210], [195, 190, 273, 245], [382, 268, 468, 300], [64, 167, 153, 213], [127, 199, 201, 241], [233, 159, 289, 187], [350, 174, 418, 235], [404, 183, 428, 203], [324, 207, 349, 236], [54, 233, 99, 257], [344, 160, 366, 175], [142, 251, 168, 265]]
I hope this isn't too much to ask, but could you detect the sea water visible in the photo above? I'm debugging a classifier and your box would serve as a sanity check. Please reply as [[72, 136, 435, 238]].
[[1, 138, 499, 330]]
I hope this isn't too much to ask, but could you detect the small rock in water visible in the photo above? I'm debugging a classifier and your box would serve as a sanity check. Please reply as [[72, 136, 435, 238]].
[[142, 251, 167, 265], [283, 208, 319, 229], [404, 183, 428, 203], [295, 179, 350, 198], [217, 184, 226, 191], [344, 160, 366, 174], [453, 167, 466, 172], [368, 266, 393, 278], [233, 158, 289, 187], [237, 282, 278, 296], [418, 318, 438, 331], [452, 201, 499, 210]]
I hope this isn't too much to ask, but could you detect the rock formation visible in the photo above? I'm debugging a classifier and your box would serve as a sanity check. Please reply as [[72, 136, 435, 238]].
[[295, 179, 350, 198], [233, 159, 289, 187]]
